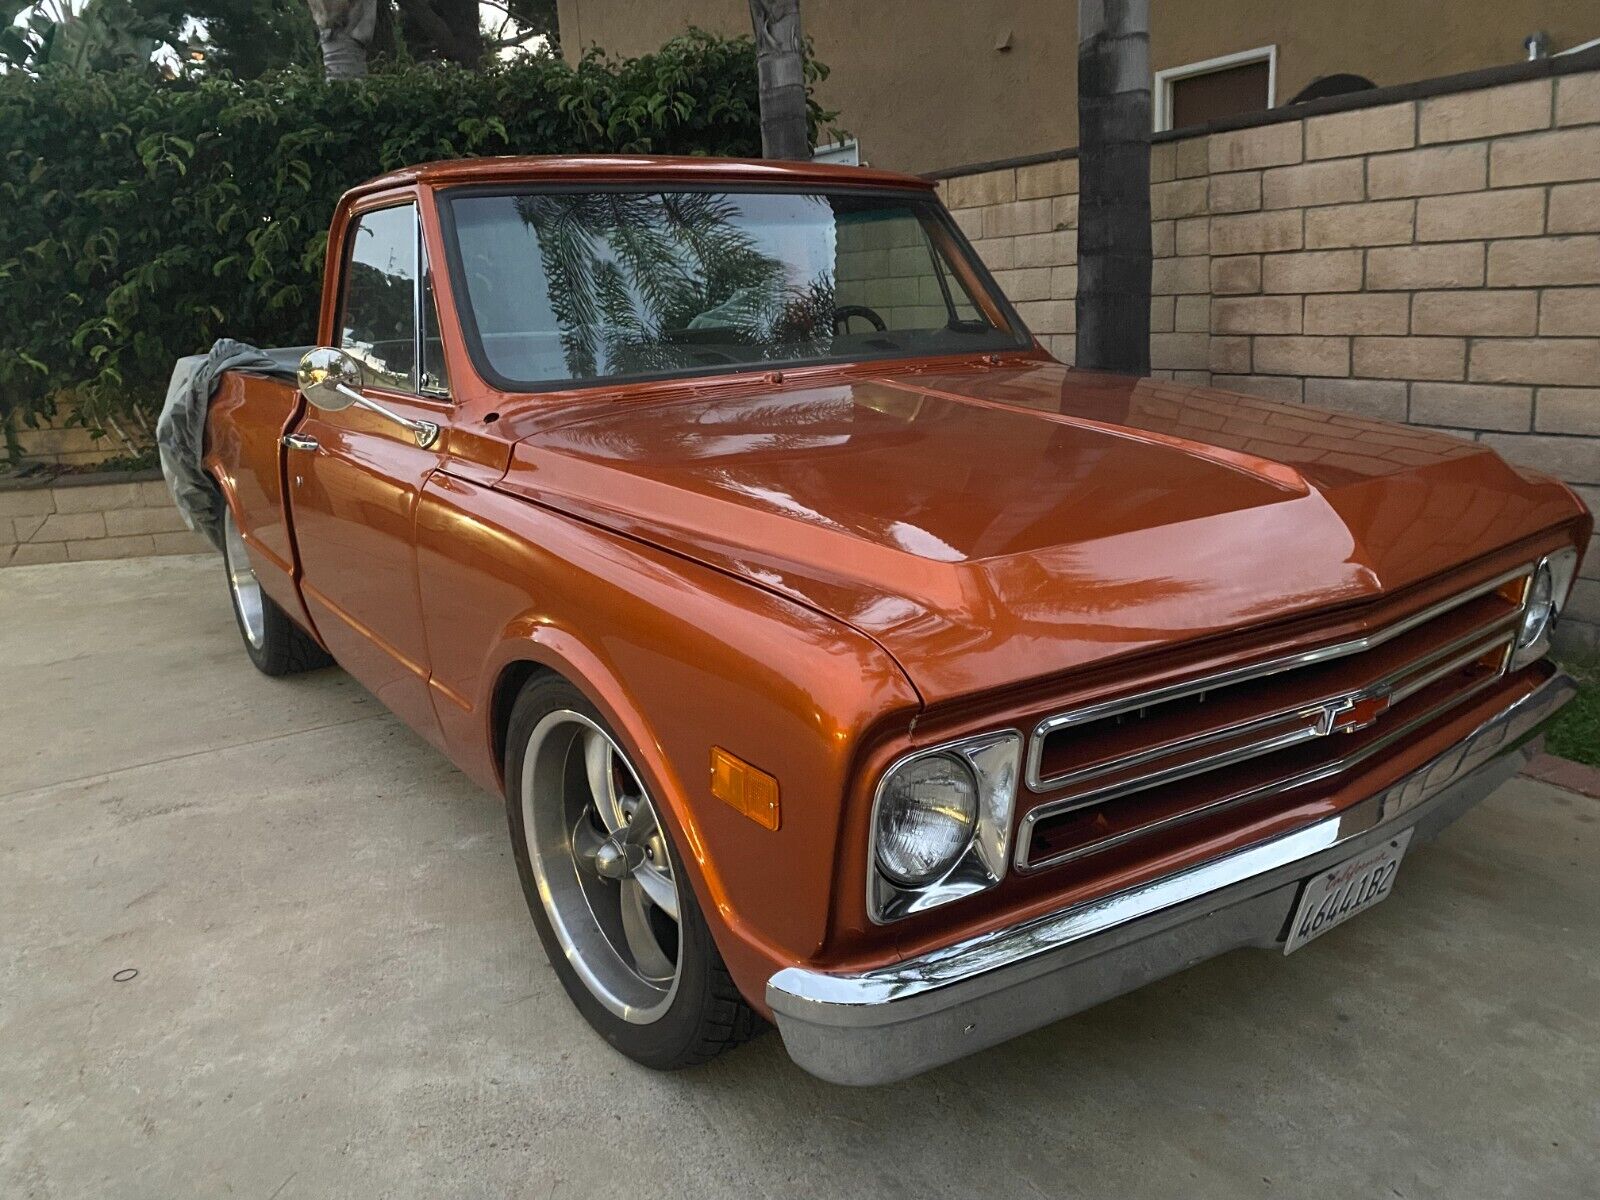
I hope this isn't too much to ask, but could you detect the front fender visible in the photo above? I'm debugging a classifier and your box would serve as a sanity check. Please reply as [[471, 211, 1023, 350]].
[[413, 472, 921, 1002]]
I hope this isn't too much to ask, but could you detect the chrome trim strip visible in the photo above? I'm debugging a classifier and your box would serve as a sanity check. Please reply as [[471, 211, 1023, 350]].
[[768, 670, 1571, 1033], [1018, 664, 1508, 872], [411, 209, 425, 394], [1038, 702, 1329, 798], [1386, 628, 1511, 706], [1038, 610, 1522, 808], [1030, 713, 1332, 826], [1024, 613, 1520, 829], [1024, 563, 1533, 794]]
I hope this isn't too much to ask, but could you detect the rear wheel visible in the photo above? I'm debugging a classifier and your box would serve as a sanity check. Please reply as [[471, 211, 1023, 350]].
[[505, 675, 759, 1069], [221, 506, 331, 676]]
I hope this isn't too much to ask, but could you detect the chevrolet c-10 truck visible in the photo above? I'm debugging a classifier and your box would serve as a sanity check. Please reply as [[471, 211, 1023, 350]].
[[199, 154, 1590, 1085]]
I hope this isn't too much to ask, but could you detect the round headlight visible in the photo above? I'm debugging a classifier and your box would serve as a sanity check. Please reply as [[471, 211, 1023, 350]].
[[874, 753, 978, 886], [1518, 562, 1555, 649]]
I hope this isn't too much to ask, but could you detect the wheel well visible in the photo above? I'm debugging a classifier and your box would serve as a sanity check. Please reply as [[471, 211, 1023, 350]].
[[490, 660, 555, 782]]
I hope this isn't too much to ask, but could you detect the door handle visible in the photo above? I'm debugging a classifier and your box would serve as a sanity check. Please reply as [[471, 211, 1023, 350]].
[[282, 433, 320, 452]]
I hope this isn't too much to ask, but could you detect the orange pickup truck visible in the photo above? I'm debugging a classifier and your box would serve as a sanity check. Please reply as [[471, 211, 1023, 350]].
[[200, 154, 1589, 1085]]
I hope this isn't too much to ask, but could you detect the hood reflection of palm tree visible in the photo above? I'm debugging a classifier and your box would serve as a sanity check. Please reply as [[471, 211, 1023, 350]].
[[514, 192, 835, 380]]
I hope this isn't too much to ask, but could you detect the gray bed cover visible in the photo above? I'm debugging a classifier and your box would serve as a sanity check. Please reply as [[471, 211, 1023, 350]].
[[157, 339, 307, 549]]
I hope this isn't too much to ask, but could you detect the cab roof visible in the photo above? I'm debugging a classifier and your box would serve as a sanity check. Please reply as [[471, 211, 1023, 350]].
[[344, 154, 933, 203]]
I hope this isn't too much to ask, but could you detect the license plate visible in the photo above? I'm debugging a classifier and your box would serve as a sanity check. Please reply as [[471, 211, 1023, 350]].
[[1284, 829, 1413, 955]]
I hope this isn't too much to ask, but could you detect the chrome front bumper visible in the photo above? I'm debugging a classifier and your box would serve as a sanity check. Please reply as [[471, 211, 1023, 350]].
[[767, 670, 1576, 1086]]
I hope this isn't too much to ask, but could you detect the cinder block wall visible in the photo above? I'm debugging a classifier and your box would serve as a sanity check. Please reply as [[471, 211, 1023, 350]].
[[12, 420, 126, 469], [937, 62, 1600, 652], [836, 212, 974, 328], [0, 475, 210, 567]]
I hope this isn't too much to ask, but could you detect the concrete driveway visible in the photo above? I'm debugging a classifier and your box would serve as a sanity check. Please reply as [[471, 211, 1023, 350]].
[[2, 555, 1598, 1199]]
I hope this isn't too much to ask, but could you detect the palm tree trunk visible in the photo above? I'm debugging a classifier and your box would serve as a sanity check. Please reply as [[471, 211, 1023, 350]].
[[746, 0, 809, 160], [396, 0, 485, 69], [308, 0, 377, 80], [1075, 0, 1151, 374]]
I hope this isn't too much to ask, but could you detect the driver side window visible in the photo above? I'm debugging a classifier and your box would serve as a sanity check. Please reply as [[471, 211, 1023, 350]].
[[339, 204, 419, 392], [420, 246, 450, 396]]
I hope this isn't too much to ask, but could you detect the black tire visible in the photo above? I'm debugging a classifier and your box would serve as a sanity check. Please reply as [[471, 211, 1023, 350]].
[[505, 674, 761, 1070], [221, 506, 332, 677]]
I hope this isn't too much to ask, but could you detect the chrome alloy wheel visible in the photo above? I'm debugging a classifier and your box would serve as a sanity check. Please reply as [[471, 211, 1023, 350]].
[[520, 710, 682, 1023], [222, 508, 266, 650]]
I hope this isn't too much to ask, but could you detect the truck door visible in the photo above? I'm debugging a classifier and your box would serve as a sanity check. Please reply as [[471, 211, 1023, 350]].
[[286, 199, 453, 749]]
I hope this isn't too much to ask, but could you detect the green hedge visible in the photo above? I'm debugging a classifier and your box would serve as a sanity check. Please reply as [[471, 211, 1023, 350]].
[[0, 33, 833, 460]]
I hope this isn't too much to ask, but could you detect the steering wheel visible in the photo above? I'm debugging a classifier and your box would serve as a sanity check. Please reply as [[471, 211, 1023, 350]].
[[834, 305, 888, 335]]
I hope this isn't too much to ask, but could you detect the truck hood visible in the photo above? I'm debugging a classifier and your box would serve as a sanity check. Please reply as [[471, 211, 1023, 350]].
[[496, 361, 1579, 705]]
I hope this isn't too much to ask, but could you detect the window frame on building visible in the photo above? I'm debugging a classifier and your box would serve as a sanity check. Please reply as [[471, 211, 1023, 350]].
[[1154, 44, 1278, 133]]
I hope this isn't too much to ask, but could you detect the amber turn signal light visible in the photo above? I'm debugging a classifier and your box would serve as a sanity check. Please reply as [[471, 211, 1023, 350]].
[[710, 747, 780, 831], [1496, 575, 1530, 607]]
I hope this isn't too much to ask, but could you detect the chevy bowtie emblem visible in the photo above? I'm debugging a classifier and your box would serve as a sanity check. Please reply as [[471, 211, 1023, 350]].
[[1329, 693, 1392, 734]]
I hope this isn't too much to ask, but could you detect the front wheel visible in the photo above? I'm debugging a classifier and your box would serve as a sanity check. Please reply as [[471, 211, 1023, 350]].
[[505, 675, 760, 1069]]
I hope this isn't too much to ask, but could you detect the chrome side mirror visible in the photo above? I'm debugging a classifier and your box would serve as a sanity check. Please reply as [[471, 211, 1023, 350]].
[[297, 347, 363, 412], [294, 346, 440, 449]]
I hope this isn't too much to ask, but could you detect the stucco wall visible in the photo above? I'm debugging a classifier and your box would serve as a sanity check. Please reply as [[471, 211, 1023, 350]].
[[556, 0, 1600, 174], [939, 65, 1600, 651]]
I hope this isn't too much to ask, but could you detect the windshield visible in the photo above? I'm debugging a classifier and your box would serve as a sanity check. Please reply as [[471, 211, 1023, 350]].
[[441, 188, 1028, 389]]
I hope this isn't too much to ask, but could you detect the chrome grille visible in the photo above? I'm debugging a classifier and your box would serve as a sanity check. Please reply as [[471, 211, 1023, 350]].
[[1018, 564, 1533, 873]]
